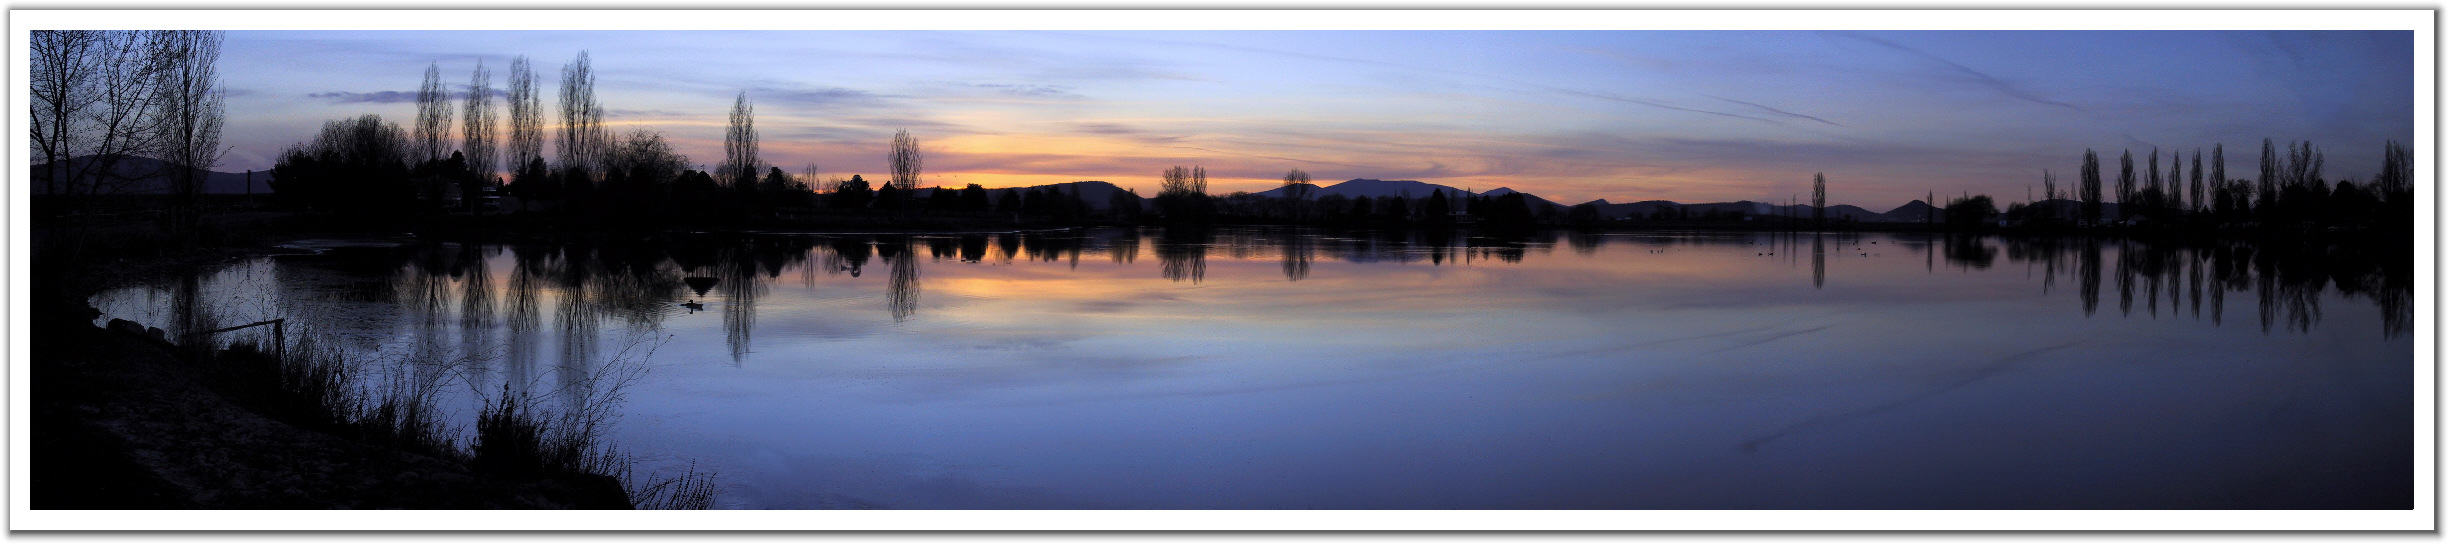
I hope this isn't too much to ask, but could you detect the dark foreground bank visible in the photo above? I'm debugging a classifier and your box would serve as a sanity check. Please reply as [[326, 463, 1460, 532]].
[[29, 295, 634, 509], [28, 211, 670, 509]]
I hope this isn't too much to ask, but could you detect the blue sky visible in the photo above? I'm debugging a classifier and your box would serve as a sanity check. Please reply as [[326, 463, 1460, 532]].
[[216, 29, 2412, 208]]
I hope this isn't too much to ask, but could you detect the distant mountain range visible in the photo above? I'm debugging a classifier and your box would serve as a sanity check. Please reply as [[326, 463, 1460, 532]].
[[31, 155, 265, 195], [1241, 178, 1977, 222]]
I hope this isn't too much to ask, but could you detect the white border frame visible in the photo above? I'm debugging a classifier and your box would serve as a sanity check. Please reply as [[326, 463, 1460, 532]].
[[7, 9, 2433, 532]]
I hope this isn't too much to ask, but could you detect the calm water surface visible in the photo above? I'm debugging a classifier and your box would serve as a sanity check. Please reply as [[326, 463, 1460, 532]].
[[90, 228, 2413, 509]]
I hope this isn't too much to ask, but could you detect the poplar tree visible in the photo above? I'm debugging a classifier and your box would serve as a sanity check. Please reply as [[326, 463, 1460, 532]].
[[2080, 149, 2103, 226], [414, 62, 453, 164]]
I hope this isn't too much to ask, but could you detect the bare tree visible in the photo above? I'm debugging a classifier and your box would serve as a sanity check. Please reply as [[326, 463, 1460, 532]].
[[505, 55, 543, 176], [2256, 138, 2276, 210], [2041, 170, 2057, 202], [32, 30, 171, 200], [2166, 149, 2182, 213], [2189, 149, 2203, 213], [152, 30, 226, 234], [723, 92, 759, 188], [2116, 149, 2135, 212], [2080, 149, 2102, 226], [1282, 168, 1311, 219], [2210, 144, 2226, 213], [30, 30, 98, 196], [2145, 148, 2161, 211], [2377, 140, 2412, 201], [415, 62, 453, 164], [888, 129, 922, 191], [1810, 172, 1826, 226], [1162, 166, 1191, 196], [604, 127, 689, 184], [558, 51, 606, 179], [461, 60, 498, 184]]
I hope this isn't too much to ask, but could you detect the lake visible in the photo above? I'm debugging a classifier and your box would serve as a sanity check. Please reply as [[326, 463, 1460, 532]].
[[88, 228, 2413, 509]]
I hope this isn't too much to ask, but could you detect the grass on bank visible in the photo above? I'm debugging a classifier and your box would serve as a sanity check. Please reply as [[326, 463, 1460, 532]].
[[206, 330, 715, 509]]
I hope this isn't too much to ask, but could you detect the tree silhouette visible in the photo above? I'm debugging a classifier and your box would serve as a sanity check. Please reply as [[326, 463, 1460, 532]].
[[2189, 149, 2203, 214], [1945, 194, 1997, 229], [723, 92, 759, 189], [1811, 172, 1827, 227], [1154, 165, 1211, 222], [505, 56, 543, 190], [874, 182, 902, 212], [889, 129, 922, 192], [414, 62, 453, 165], [31, 30, 174, 202], [271, 114, 414, 216], [1926, 189, 1936, 227], [2256, 138, 2276, 216], [558, 51, 607, 184], [2080, 149, 2102, 226], [30, 30, 99, 197], [831, 174, 871, 210], [2116, 149, 2135, 218], [1282, 168, 1312, 220], [936, 183, 976, 213], [460, 60, 499, 210], [2166, 149, 2183, 214], [2145, 148, 2162, 213], [155, 30, 226, 234]]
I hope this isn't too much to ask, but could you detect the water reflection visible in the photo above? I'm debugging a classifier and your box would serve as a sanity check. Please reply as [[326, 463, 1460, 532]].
[[100, 229, 2414, 376], [1155, 229, 1207, 284], [82, 227, 2415, 509], [885, 239, 920, 323], [1811, 233, 1825, 289]]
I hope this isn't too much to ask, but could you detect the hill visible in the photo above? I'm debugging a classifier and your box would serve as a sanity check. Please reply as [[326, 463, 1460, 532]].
[[1255, 179, 1474, 201], [975, 180, 1144, 211], [1478, 187, 1565, 212], [1882, 200, 1940, 223], [32, 155, 263, 196]]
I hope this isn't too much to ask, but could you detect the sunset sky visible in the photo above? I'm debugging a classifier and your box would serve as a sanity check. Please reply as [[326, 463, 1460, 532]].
[[211, 29, 2412, 208]]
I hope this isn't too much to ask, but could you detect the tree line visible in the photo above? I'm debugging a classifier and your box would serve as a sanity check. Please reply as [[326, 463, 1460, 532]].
[[265, 51, 1160, 229], [1982, 139, 2414, 235], [269, 52, 826, 226]]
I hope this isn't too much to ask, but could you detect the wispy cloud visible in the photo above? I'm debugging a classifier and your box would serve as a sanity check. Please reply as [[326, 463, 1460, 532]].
[[967, 83, 1079, 98], [607, 108, 696, 119], [308, 88, 507, 104], [1556, 89, 1781, 124], [308, 90, 418, 104], [1821, 31, 2083, 111], [1069, 122, 1183, 145], [757, 85, 896, 110], [1087, 33, 1792, 127], [1711, 96, 1846, 127]]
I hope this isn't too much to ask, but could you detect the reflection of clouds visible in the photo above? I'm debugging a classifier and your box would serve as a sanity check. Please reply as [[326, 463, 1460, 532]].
[[93, 226, 2417, 509]]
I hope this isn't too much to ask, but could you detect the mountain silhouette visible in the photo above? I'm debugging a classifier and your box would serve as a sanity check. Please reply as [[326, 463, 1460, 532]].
[[1254, 178, 1474, 201], [31, 154, 263, 195]]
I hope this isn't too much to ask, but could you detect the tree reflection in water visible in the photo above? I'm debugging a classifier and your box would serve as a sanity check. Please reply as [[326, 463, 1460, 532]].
[[254, 228, 2405, 375]]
